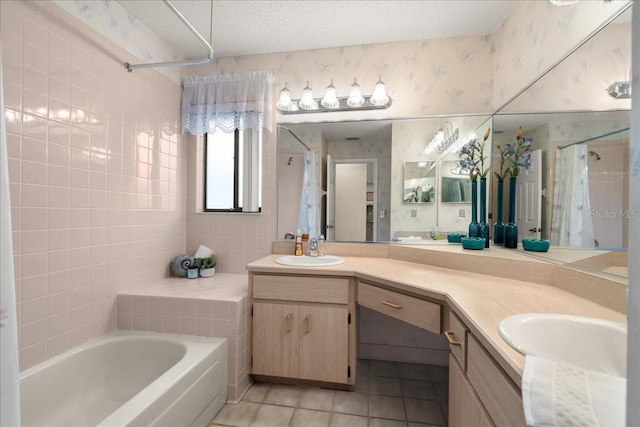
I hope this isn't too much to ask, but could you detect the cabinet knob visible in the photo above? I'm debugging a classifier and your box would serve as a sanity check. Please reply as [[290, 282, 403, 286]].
[[285, 313, 292, 333], [304, 314, 311, 334]]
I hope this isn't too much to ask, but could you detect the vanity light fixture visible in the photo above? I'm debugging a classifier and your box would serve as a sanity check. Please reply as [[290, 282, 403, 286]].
[[607, 81, 631, 99], [276, 77, 393, 114], [423, 122, 460, 154]]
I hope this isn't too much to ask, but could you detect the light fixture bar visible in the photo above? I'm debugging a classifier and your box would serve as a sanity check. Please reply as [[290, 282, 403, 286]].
[[278, 96, 392, 115]]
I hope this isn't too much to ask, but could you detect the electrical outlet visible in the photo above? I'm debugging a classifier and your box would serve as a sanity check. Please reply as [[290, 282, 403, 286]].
[[379, 210, 387, 218], [459, 209, 465, 218], [411, 209, 417, 217]]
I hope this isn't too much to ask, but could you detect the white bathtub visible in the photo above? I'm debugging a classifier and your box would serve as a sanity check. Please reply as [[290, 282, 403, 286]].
[[20, 330, 227, 427]]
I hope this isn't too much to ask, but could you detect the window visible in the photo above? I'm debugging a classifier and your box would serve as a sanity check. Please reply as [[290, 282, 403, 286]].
[[204, 128, 262, 212]]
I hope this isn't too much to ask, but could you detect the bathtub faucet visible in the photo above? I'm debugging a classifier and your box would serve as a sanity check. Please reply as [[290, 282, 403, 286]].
[[308, 238, 321, 257]]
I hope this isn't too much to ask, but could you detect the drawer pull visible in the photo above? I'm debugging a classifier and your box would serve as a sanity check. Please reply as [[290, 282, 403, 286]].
[[382, 300, 402, 309], [444, 330, 461, 346], [285, 313, 293, 333], [304, 314, 311, 334]]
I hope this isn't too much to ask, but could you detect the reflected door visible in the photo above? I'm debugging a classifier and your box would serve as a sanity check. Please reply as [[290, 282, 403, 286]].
[[335, 163, 367, 241], [516, 149, 542, 240]]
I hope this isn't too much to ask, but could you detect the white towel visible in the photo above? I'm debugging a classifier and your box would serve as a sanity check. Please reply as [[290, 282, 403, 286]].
[[522, 355, 626, 427]]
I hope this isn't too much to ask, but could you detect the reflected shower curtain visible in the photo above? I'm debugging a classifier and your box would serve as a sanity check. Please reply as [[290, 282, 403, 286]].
[[297, 151, 320, 240], [0, 46, 21, 425], [550, 145, 595, 248]]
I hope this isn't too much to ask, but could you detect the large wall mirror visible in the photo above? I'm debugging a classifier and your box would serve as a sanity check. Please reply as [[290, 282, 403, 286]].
[[276, 115, 490, 242], [493, 5, 631, 279]]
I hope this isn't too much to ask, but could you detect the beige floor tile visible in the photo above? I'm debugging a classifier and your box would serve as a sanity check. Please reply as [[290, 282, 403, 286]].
[[398, 362, 430, 381], [368, 394, 406, 420], [370, 360, 400, 377], [369, 418, 409, 427], [329, 413, 368, 427], [212, 401, 260, 427], [289, 408, 331, 427], [242, 382, 271, 403], [370, 376, 402, 396], [263, 384, 302, 407], [404, 398, 446, 425], [427, 365, 449, 383], [298, 387, 336, 411], [355, 374, 370, 393], [400, 379, 437, 400], [433, 382, 449, 402], [357, 359, 370, 376], [332, 391, 369, 416], [249, 404, 294, 427]]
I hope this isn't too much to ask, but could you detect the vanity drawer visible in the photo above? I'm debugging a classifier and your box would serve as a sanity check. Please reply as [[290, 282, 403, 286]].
[[358, 282, 441, 333], [253, 274, 349, 304], [445, 311, 468, 370], [467, 335, 525, 427]]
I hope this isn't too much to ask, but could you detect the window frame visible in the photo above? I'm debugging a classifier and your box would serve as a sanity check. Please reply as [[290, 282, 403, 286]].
[[203, 129, 262, 213]]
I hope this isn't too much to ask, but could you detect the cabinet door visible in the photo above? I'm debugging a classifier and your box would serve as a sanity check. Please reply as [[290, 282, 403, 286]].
[[298, 305, 349, 384], [449, 354, 494, 427], [252, 302, 299, 378]]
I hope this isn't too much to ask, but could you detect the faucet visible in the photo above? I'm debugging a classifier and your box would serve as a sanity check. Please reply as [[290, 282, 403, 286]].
[[308, 238, 321, 257]]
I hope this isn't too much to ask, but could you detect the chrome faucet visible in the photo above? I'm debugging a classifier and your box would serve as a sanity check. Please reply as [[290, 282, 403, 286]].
[[308, 238, 321, 257]]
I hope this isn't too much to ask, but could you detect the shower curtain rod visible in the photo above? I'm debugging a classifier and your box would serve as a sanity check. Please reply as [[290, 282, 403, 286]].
[[124, 0, 214, 73], [280, 127, 313, 152], [557, 127, 630, 150]]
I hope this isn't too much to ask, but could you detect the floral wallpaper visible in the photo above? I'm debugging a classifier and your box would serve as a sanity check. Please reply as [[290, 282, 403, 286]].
[[493, 0, 630, 108]]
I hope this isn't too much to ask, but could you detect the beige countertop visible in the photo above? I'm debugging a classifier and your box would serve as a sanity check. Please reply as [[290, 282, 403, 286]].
[[247, 254, 626, 386]]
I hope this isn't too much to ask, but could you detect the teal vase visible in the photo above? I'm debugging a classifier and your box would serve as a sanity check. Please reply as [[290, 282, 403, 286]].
[[504, 177, 518, 248], [478, 178, 489, 248], [493, 180, 505, 245], [468, 180, 478, 238]]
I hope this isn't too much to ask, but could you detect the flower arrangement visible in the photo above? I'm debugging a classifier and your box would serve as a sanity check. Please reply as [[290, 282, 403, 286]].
[[458, 127, 491, 181], [493, 144, 511, 182], [506, 127, 533, 177]]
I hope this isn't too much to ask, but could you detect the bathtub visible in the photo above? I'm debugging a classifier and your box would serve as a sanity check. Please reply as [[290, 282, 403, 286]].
[[20, 330, 227, 427]]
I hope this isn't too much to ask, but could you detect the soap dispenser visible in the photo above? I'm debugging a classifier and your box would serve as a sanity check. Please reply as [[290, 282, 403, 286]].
[[294, 230, 303, 256]]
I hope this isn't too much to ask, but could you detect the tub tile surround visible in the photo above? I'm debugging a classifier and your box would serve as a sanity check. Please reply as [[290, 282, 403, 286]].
[[2, 0, 186, 371], [116, 274, 251, 403]]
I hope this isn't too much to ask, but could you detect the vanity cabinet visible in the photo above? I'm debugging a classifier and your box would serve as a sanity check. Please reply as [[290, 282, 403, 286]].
[[446, 311, 525, 427], [250, 273, 356, 387]]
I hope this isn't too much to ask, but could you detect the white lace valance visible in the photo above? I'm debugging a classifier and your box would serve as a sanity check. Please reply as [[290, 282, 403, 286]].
[[182, 71, 275, 135]]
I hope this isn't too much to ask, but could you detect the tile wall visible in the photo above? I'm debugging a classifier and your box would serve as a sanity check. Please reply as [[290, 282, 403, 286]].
[[1, 0, 186, 370]]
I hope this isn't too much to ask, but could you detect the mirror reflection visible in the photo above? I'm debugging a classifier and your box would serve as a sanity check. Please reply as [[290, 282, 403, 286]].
[[403, 162, 436, 203], [492, 6, 631, 278], [276, 115, 490, 242]]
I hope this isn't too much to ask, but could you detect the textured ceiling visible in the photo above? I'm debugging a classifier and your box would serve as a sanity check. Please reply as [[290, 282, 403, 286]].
[[116, 0, 516, 59]]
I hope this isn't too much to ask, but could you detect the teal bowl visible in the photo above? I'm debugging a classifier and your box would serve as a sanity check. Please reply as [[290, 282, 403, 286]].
[[522, 238, 550, 252], [461, 237, 485, 250], [447, 233, 467, 243]]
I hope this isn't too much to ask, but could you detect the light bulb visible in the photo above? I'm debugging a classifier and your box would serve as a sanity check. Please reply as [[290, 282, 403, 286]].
[[276, 83, 293, 112], [347, 78, 364, 108], [298, 81, 318, 110], [321, 79, 340, 109], [369, 76, 389, 106]]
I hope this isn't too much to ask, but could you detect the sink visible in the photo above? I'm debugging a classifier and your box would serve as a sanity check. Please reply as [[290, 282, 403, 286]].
[[275, 255, 344, 267], [498, 313, 627, 377]]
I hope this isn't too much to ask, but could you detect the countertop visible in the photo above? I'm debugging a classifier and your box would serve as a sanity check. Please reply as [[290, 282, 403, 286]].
[[247, 254, 626, 386]]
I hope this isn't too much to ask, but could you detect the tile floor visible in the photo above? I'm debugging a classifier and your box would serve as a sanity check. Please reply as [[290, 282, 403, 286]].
[[210, 359, 449, 427]]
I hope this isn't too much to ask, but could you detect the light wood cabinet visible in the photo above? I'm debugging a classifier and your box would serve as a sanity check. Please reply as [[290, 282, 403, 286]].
[[449, 354, 494, 427], [446, 311, 525, 427], [250, 273, 355, 387]]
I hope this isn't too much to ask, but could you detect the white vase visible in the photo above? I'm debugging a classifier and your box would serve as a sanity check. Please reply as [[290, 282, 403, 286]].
[[199, 267, 215, 278]]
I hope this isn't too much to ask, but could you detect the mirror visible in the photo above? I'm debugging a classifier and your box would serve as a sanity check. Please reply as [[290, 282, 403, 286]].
[[403, 162, 436, 203], [276, 115, 491, 242], [440, 161, 472, 203], [493, 6, 631, 279]]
